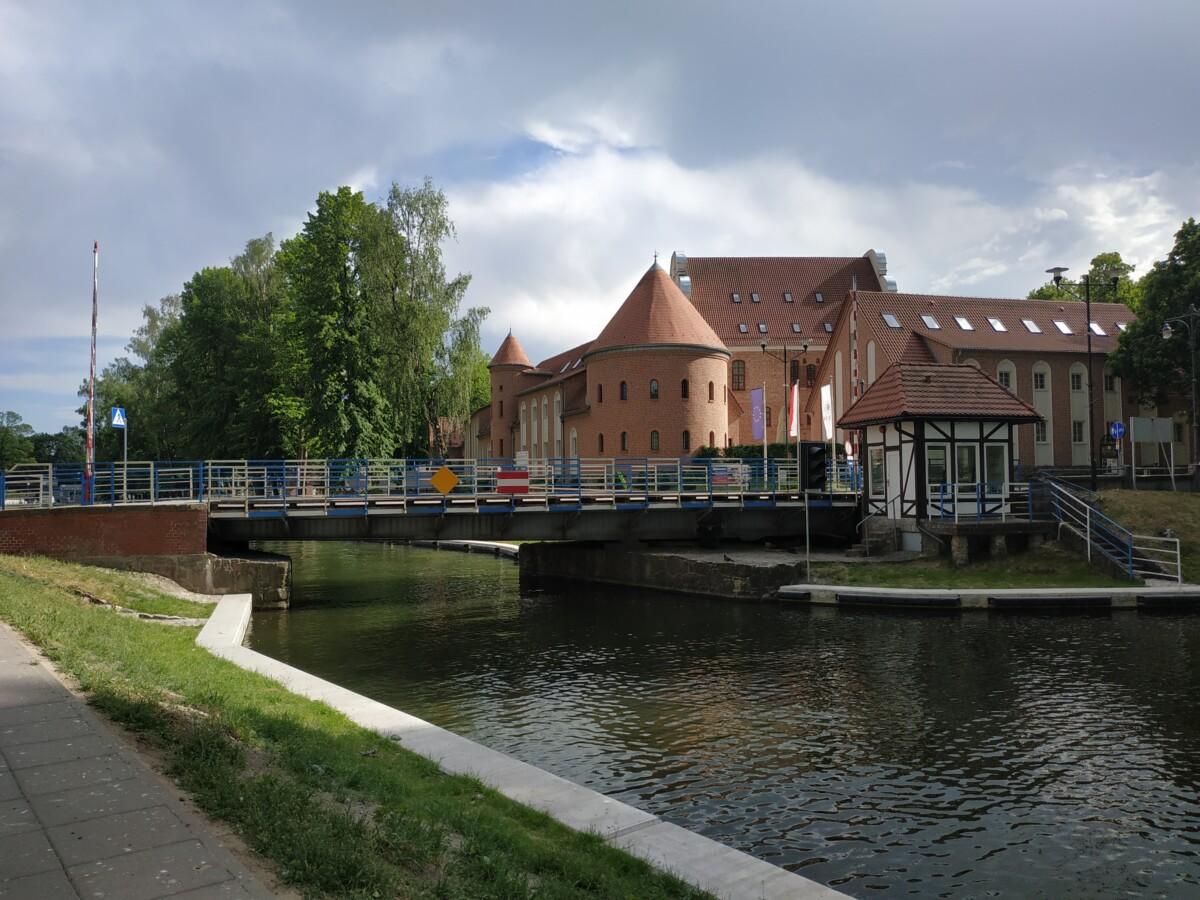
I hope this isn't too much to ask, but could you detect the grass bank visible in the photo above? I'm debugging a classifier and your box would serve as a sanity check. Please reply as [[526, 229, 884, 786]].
[[811, 542, 1130, 589], [1100, 488, 1200, 582], [0, 556, 707, 900]]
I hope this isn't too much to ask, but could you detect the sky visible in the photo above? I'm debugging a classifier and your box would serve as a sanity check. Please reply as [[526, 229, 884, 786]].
[[2, 0, 1198, 433]]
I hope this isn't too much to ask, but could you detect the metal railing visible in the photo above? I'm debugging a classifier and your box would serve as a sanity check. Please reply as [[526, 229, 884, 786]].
[[926, 481, 1033, 522], [1, 457, 860, 515]]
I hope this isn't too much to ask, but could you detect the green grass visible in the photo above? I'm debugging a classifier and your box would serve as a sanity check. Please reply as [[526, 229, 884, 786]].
[[811, 542, 1131, 589], [0, 556, 214, 618], [0, 557, 708, 900], [1100, 488, 1200, 583]]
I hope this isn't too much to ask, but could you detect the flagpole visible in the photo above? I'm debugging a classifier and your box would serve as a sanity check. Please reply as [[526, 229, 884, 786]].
[[85, 242, 98, 504]]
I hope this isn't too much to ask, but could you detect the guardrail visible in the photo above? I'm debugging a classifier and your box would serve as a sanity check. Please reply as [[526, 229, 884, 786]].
[[929, 482, 1034, 522], [1, 457, 860, 515]]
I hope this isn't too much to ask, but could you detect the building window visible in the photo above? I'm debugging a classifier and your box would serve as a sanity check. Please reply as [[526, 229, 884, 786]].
[[956, 445, 977, 484], [1104, 374, 1116, 392], [881, 312, 901, 328], [709, 381, 715, 401], [806, 364, 816, 387], [649, 378, 659, 400], [732, 360, 746, 390], [927, 445, 948, 487], [620, 381, 628, 400], [765, 407, 772, 428], [1072, 420, 1085, 443], [1035, 421, 1048, 443], [738, 323, 749, 333], [791, 323, 801, 333], [987, 317, 1007, 332], [998, 370, 1011, 389], [1023, 319, 1042, 333], [815, 291, 824, 303], [498, 400, 503, 418], [1054, 320, 1072, 334], [751, 292, 761, 303], [621, 431, 628, 451], [1033, 371, 1047, 391], [499, 438, 504, 457], [597, 384, 603, 403], [650, 430, 660, 452], [757, 323, 768, 334], [1175, 422, 1185, 443], [790, 359, 800, 383], [681, 378, 689, 399], [784, 292, 793, 303], [1089, 322, 1107, 336], [709, 430, 715, 447], [731, 292, 741, 303], [954, 316, 974, 331], [1071, 371, 1083, 392], [598, 433, 604, 453], [921, 314, 940, 329], [570, 429, 577, 456], [682, 430, 691, 452], [869, 447, 885, 497]]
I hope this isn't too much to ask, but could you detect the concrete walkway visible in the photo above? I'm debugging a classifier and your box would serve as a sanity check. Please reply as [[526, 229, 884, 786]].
[[0, 624, 273, 899]]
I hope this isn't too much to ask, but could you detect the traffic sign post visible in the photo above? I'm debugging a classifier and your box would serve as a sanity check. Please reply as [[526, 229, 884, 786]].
[[111, 407, 127, 502]]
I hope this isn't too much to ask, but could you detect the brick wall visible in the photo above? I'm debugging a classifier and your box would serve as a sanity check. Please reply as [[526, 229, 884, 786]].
[[0, 504, 208, 559]]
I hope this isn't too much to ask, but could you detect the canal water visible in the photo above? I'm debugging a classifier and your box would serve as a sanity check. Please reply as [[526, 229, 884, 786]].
[[248, 541, 1200, 897]]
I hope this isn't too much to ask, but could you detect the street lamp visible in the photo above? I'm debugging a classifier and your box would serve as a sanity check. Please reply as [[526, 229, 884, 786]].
[[1045, 267, 1121, 491], [1162, 306, 1200, 468]]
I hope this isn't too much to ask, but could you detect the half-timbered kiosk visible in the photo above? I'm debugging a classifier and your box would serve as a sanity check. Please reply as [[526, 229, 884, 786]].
[[838, 364, 1043, 556]]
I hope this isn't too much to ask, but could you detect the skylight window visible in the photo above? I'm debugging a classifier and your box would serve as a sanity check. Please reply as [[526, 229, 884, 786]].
[[783, 292, 794, 303], [791, 323, 802, 333], [751, 292, 761, 303], [1022, 319, 1042, 333], [571, 358, 582, 369], [815, 292, 824, 303], [1089, 322, 1107, 336], [1054, 320, 1072, 334], [757, 323, 768, 334], [881, 312, 901, 328], [920, 314, 940, 329], [731, 292, 741, 304], [1116, 321, 1127, 332], [738, 323, 748, 333], [954, 316, 974, 331], [987, 317, 1007, 332], [559, 361, 570, 373], [823, 322, 833, 333]]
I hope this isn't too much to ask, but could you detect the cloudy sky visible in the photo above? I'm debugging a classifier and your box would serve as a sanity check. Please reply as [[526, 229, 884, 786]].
[[2, 0, 1198, 432]]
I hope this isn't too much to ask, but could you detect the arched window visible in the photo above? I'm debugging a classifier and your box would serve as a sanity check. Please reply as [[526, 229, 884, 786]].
[[682, 430, 691, 452], [709, 430, 716, 447], [499, 400, 504, 417], [541, 398, 549, 456], [519, 402, 527, 450], [554, 392, 563, 456], [597, 383, 603, 403], [620, 381, 628, 400], [598, 433, 604, 453], [766, 407, 772, 428], [620, 431, 628, 451], [790, 359, 800, 384], [732, 360, 746, 390], [529, 404, 537, 457], [806, 364, 816, 387], [996, 359, 1016, 393], [723, 385, 727, 404], [649, 379, 659, 400], [681, 378, 689, 399], [499, 438, 504, 457], [708, 381, 715, 401], [650, 430, 660, 452], [570, 428, 578, 456]]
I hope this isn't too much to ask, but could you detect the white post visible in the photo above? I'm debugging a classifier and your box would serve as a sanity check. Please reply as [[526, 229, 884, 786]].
[[1086, 504, 1092, 561], [804, 490, 811, 582], [122, 423, 128, 503], [1131, 418, 1138, 491], [1170, 439, 1177, 491]]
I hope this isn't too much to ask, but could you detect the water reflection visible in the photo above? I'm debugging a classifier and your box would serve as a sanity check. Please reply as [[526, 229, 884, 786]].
[[248, 541, 1200, 897]]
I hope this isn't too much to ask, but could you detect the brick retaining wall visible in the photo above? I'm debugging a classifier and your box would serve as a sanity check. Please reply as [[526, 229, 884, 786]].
[[0, 504, 208, 558]]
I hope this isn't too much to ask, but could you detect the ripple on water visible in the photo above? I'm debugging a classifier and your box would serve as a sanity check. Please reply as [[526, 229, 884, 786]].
[[248, 542, 1200, 898]]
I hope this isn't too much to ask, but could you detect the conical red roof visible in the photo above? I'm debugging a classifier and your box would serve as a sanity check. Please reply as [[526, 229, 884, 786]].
[[588, 265, 727, 355], [489, 331, 532, 368]]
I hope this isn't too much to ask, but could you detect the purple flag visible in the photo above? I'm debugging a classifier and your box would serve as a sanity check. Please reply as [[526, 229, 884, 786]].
[[750, 387, 764, 440]]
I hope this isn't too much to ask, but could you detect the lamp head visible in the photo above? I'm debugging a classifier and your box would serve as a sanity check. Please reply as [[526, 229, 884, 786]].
[[1162, 322, 1174, 340], [1046, 266, 1068, 287]]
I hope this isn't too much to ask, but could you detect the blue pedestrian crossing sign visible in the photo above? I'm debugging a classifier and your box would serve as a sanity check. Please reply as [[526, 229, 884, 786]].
[[1110, 421, 1125, 441], [110, 407, 127, 429]]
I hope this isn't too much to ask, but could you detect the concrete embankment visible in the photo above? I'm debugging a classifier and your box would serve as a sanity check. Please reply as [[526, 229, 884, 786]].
[[409, 539, 518, 559], [778, 583, 1200, 610], [201, 594, 845, 899]]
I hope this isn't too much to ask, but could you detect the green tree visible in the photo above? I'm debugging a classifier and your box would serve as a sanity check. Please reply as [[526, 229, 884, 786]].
[[1111, 218, 1200, 405], [1027, 251, 1142, 305], [0, 411, 35, 470], [30, 426, 86, 465]]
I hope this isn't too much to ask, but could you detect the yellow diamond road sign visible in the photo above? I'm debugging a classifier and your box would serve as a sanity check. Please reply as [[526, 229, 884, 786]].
[[430, 465, 459, 496]]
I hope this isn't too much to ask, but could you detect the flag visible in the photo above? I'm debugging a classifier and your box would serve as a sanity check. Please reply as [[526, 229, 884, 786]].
[[789, 383, 800, 438], [820, 383, 834, 440], [750, 387, 764, 441]]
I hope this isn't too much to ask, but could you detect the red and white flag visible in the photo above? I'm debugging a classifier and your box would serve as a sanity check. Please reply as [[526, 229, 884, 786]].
[[789, 382, 800, 438], [496, 470, 530, 494]]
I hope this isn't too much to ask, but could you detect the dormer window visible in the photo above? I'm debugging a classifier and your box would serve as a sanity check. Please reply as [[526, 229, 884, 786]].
[[791, 323, 801, 333], [823, 322, 833, 333], [1089, 322, 1107, 336], [1023, 319, 1042, 333], [881, 312, 901, 328], [1116, 321, 1127, 332], [920, 314, 940, 329], [731, 292, 741, 304], [987, 317, 1007, 332], [954, 316, 974, 331], [1054, 320, 1072, 334], [751, 292, 761, 303], [783, 292, 794, 303], [757, 323, 768, 334], [738, 323, 749, 333], [815, 292, 824, 303]]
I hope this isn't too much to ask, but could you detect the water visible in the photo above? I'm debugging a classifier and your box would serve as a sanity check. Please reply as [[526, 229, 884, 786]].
[[248, 541, 1200, 897]]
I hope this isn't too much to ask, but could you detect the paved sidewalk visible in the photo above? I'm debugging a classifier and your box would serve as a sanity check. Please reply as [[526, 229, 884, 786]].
[[0, 624, 274, 899]]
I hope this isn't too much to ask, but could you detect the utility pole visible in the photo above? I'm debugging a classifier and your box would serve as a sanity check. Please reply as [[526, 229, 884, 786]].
[[85, 242, 99, 504]]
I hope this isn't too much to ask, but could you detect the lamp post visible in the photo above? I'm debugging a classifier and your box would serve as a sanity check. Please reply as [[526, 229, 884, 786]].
[[1045, 267, 1120, 491], [1162, 306, 1200, 469]]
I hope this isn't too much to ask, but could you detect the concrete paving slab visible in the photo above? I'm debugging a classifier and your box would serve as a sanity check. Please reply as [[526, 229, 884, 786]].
[[0, 796, 41, 837], [0, 679, 64, 710], [29, 777, 165, 828], [47, 804, 192, 867], [0, 828, 61, 880], [0, 866, 80, 899], [2, 733, 113, 770], [0, 699, 84, 728], [0, 714, 94, 747], [0, 771, 19, 802], [13, 753, 137, 797], [69, 838, 232, 900], [169, 881, 256, 899]]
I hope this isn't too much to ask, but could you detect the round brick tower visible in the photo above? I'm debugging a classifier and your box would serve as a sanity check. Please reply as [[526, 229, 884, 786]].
[[488, 331, 532, 458]]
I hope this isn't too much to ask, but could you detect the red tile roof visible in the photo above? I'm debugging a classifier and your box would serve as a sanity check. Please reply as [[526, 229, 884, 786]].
[[838, 363, 1041, 428], [855, 291, 1134, 359], [489, 332, 533, 368], [684, 256, 883, 347], [517, 341, 592, 396], [588, 265, 727, 355]]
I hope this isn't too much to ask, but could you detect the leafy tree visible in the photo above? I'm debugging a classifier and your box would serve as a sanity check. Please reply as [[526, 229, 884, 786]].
[[1027, 251, 1142, 306], [1111, 218, 1200, 405], [0, 411, 35, 470], [30, 427, 85, 465]]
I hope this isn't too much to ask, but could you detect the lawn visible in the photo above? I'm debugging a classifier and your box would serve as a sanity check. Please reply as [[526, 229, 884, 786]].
[[811, 542, 1132, 589], [1100, 488, 1200, 583], [0, 556, 707, 900]]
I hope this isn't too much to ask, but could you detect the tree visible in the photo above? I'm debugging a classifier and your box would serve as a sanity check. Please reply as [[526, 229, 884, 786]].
[[31, 426, 85, 465], [1027, 251, 1142, 306], [1111, 218, 1200, 405], [0, 411, 35, 471]]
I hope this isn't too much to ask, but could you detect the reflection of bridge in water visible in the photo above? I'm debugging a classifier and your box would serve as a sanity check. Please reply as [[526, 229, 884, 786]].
[[1, 458, 862, 543]]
